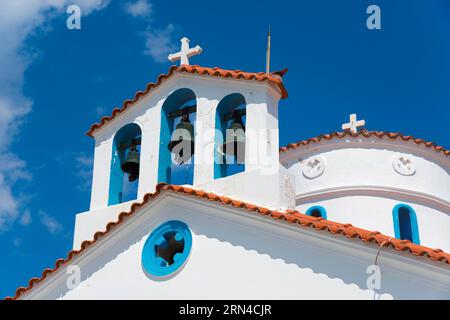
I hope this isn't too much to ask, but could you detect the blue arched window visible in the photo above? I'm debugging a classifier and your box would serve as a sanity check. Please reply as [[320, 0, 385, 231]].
[[158, 88, 197, 185], [306, 206, 327, 219], [392, 204, 420, 244], [214, 93, 246, 179], [142, 220, 192, 278], [108, 123, 142, 206]]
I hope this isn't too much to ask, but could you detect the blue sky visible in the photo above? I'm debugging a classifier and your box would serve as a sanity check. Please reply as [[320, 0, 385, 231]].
[[0, 0, 449, 297]]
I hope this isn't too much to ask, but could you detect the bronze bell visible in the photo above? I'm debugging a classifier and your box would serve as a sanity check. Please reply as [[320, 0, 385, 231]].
[[121, 146, 140, 182], [168, 114, 195, 164], [222, 117, 245, 164]]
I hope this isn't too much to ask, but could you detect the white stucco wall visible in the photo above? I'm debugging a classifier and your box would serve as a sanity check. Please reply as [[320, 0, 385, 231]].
[[281, 142, 449, 201], [281, 138, 450, 251], [22, 194, 450, 300], [196, 164, 295, 211], [73, 199, 138, 250], [296, 196, 450, 252]]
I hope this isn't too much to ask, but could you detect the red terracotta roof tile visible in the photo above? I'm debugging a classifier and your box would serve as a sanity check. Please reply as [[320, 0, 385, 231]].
[[86, 65, 288, 137], [279, 129, 450, 156], [5, 183, 449, 300]]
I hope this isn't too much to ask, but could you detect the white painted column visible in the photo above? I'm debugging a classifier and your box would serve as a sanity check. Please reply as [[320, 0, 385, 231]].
[[266, 91, 281, 166], [137, 104, 163, 198], [244, 89, 280, 173], [193, 96, 219, 186], [89, 135, 113, 210]]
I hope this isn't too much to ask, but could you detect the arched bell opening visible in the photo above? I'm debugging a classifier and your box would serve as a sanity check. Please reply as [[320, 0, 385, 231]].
[[108, 123, 142, 206], [158, 88, 197, 185], [214, 93, 246, 179]]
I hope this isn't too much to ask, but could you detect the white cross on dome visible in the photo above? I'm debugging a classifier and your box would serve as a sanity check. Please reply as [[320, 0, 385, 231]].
[[342, 113, 366, 133]]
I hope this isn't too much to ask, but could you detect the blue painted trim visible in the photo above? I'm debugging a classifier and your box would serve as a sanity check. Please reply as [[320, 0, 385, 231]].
[[306, 206, 327, 219], [214, 93, 246, 179], [158, 105, 173, 184], [214, 106, 227, 179], [142, 220, 192, 278], [108, 140, 123, 206], [392, 204, 420, 244]]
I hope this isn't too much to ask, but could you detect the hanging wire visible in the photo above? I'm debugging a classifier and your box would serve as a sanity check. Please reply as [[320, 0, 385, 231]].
[[374, 237, 392, 266], [372, 237, 393, 300]]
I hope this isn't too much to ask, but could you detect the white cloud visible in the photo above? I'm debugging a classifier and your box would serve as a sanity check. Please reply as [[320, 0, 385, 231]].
[[0, 175, 20, 231], [0, 0, 109, 230], [20, 210, 32, 226], [143, 24, 176, 63], [124, 1, 176, 64], [0, 153, 32, 183], [74, 153, 93, 192], [38, 210, 63, 235], [0, 153, 31, 231], [0, 96, 32, 151], [125, 0, 152, 18]]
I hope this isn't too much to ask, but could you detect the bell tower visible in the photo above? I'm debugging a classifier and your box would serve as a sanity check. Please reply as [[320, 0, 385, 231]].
[[74, 37, 293, 250]]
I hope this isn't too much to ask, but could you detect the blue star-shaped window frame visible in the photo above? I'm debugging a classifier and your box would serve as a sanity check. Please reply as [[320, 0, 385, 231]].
[[142, 221, 192, 278]]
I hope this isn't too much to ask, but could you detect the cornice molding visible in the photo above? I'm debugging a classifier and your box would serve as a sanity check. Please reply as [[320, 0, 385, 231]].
[[295, 185, 450, 212]]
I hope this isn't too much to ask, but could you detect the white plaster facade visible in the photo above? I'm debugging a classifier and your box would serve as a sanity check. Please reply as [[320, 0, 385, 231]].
[[280, 137, 450, 252], [20, 193, 450, 300], [16, 67, 450, 300]]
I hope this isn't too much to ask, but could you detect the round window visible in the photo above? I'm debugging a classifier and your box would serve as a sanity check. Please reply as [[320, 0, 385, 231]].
[[142, 221, 192, 278]]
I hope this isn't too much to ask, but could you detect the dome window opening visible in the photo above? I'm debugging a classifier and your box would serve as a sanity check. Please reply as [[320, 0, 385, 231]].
[[392, 204, 420, 245], [306, 206, 327, 220]]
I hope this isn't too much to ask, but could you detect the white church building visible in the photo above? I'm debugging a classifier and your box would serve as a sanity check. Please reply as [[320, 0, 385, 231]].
[[6, 38, 450, 300]]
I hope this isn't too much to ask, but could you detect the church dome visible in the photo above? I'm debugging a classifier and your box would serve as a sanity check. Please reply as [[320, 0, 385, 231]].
[[280, 129, 450, 251]]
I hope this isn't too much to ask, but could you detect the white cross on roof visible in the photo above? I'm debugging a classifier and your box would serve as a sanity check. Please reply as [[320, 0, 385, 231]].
[[168, 37, 202, 66], [342, 113, 366, 133]]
